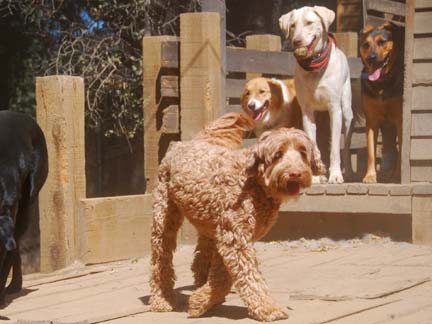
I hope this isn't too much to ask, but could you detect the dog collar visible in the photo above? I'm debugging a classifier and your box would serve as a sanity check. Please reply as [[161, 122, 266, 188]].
[[295, 33, 335, 72]]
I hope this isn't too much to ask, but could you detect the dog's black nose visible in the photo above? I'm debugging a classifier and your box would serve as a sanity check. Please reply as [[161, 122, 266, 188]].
[[293, 39, 302, 47], [367, 53, 377, 62], [248, 102, 256, 110]]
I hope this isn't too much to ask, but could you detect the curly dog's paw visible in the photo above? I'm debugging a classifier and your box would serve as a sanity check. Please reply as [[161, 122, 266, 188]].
[[249, 303, 290, 322], [149, 294, 176, 312]]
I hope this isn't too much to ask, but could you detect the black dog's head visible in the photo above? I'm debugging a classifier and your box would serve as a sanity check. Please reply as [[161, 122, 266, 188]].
[[0, 216, 16, 252], [360, 22, 403, 82]]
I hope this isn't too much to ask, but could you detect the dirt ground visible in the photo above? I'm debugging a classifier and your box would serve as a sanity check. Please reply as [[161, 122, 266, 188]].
[[3, 236, 432, 324]]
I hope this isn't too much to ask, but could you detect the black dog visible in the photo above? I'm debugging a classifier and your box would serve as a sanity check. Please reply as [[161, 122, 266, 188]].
[[0, 110, 48, 305]]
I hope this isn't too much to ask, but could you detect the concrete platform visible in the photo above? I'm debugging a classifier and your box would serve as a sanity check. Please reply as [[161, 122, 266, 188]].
[[4, 237, 432, 324]]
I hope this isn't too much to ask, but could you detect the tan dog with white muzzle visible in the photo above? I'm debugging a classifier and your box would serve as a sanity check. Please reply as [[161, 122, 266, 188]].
[[279, 6, 353, 184]]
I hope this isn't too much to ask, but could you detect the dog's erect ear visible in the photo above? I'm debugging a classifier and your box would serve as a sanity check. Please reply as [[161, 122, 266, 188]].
[[310, 141, 326, 176], [313, 6, 335, 32], [360, 24, 374, 36], [279, 11, 294, 39], [268, 79, 289, 106]]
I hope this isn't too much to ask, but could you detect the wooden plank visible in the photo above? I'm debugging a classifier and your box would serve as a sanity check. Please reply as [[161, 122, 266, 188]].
[[143, 36, 179, 192], [227, 47, 363, 78], [334, 32, 358, 57], [226, 78, 246, 98], [402, 0, 415, 183], [416, 0, 432, 9], [78, 194, 153, 264], [412, 86, 432, 111], [161, 105, 179, 134], [160, 41, 179, 69], [227, 47, 295, 75], [281, 194, 411, 214], [160, 75, 178, 98], [246, 34, 282, 80], [410, 138, 432, 160], [414, 37, 432, 60], [412, 196, 432, 244], [411, 113, 432, 136], [180, 12, 222, 140], [413, 62, 432, 84], [411, 166, 432, 182], [366, 15, 405, 27], [226, 104, 242, 113], [36, 76, 86, 273], [365, 0, 406, 17], [411, 163, 432, 182], [414, 11, 432, 34]]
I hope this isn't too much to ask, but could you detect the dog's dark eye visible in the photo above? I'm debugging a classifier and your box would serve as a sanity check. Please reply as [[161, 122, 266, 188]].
[[298, 146, 308, 159], [274, 151, 283, 160], [290, 23, 296, 29], [259, 89, 266, 94], [305, 21, 313, 26], [362, 42, 370, 50], [378, 39, 387, 46], [244, 90, 250, 96]]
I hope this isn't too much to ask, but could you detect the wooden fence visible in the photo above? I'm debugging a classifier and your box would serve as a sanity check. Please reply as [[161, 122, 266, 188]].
[[34, 6, 432, 272]]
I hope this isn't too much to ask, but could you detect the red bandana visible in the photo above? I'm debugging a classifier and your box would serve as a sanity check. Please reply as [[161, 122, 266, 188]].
[[296, 33, 336, 72]]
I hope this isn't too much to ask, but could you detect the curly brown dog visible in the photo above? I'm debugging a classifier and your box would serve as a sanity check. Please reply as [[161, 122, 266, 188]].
[[149, 113, 325, 321]]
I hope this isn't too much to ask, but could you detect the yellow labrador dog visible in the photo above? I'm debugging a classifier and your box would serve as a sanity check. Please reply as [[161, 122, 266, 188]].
[[279, 6, 353, 184]]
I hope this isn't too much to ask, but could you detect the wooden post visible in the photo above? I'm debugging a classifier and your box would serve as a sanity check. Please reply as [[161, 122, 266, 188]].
[[412, 185, 432, 245], [36, 76, 86, 272], [246, 34, 282, 80], [143, 36, 179, 192], [401, 1, 414, 184], [200, 0, 227, 114], [180, 12, 222, 140]]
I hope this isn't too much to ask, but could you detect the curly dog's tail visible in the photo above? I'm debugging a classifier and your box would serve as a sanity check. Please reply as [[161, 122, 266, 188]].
[[195, 113, 254, 149]]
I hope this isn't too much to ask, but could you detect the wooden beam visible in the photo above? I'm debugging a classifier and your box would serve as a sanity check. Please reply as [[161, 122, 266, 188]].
[[412, 196, 432, 245], [200, 0, 227, 114], [77, 195, 153, 264], [227, 47, 363, 78], [416, 0, 432, 9], [401, 0, 415, 183], [180, 12, 222, 140], [143, 36, 179, 192], [280, 194, 411, 214], [410, 138, 432, 160], [246, 34, 282, 80], [365, 0, 406, 17], [334, 32, 358, 57], [411, 113, 432, 137], [36, 76, 86, 272], [414, 12, 432, 34]]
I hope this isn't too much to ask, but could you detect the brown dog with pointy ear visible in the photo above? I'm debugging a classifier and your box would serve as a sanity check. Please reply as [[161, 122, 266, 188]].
[[240, 77, 303, 137], [360, 21, 404, 183]]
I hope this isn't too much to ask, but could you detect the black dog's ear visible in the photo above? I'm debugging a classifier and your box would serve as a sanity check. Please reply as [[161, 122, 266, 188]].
[[360, 24, 374, 36], [0, 216, 16, 252]]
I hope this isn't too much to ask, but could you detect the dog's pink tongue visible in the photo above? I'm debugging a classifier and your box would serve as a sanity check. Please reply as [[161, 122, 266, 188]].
[[253, 110, 263, 121], [368, 68, 382, 81]]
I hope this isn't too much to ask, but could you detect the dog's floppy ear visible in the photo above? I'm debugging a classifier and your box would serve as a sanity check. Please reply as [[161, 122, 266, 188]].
[[279, 10, 295, 39], [313, 6, 335, 32], [245, 130, 273, 177]]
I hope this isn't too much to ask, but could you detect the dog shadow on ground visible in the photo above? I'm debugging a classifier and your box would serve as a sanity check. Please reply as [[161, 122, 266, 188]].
[[139, 285, 249, 320], [1, 287, 38, 311]]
